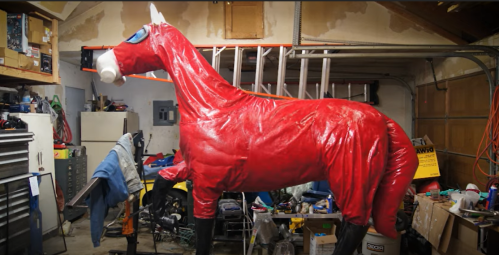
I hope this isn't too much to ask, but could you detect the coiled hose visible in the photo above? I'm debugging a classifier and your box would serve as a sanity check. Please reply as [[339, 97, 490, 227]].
[[50, 95, 72, 144], [53, 106, 72, 144]]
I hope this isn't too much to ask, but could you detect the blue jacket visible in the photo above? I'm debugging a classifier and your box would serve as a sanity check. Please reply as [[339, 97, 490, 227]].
[[87, 150, 128, 247]]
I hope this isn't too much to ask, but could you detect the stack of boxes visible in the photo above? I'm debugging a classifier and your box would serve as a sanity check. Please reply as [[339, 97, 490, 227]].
[[0, 9, 52, 74]]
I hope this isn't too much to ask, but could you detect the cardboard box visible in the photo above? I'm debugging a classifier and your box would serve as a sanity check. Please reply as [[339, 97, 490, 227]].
[[28, 16, 43, 33], [7, 13, 28, 53], [54, 149, 69, 159], [9, 104, 30, 113], [26, 45, 40, 58], [412, 194, 486, 255], [412, 194, 452, 249], [39, 43, 51, 55], [18, 53, 40, 72], [310, 231, 337, 255], [0, 47, 18, 59], [0, 56, 17, 67], [303, 219, 337, 254], [28, 30, 44, 44], [0, 10, 6, 47], [40, 53, 52, 74], [0, 47, 19, 67]]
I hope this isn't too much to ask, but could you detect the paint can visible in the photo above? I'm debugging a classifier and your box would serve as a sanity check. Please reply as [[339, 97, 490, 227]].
[[362, 228, 401, 255], [486, 185, 498, 210]]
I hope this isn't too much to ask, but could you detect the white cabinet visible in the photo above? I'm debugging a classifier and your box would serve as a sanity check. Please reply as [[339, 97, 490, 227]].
[[81, 112, 139, 181], [11, 113, 55, 179], [10, 113, 58, 235], [81, 112, 139, 141]]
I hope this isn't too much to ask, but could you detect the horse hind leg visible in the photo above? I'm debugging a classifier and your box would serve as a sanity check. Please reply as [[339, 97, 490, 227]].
[[332, 220, 369, 255]]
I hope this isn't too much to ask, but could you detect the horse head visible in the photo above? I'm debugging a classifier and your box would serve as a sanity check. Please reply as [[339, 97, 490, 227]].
[[96, 3, 167, 86]]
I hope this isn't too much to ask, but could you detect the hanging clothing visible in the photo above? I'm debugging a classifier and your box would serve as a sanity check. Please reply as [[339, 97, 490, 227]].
[[112, 133, 144, 194], [87, 150, 128, 247]]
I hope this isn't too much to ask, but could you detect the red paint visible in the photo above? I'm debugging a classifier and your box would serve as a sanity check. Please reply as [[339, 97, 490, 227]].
[[111, 22, 419, 239]]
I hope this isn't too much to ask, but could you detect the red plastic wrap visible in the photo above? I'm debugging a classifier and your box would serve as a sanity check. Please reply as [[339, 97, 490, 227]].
[[173, 149, 184, 165], [98, 21, 419, 239]]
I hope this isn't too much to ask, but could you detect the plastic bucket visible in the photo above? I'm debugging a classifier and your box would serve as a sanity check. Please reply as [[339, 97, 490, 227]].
[[361, 229, 401, 255]]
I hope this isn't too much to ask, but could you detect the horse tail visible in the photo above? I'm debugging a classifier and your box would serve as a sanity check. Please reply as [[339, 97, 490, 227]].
[[371, 116, 419, 239]]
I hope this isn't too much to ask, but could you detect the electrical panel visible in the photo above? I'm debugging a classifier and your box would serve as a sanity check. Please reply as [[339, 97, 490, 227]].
[[153, 100, 177, 126]]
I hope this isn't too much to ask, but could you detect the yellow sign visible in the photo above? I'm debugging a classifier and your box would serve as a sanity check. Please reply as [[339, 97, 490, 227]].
[[413, 145, 440, 179]]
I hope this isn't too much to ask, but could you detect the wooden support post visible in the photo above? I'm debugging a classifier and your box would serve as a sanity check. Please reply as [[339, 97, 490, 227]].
[[51, 19, 59, 84]]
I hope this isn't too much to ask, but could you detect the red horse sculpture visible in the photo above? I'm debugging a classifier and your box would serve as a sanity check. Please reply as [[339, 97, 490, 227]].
[[96, 4, 418, 255]]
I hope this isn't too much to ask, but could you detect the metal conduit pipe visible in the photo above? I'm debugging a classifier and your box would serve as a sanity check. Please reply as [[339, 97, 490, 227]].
[[291, 52, 493, 94], [292, 45, 499, 57]]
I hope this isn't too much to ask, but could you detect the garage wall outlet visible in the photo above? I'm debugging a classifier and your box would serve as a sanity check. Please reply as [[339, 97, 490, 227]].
[[153, 100, 178, 126]]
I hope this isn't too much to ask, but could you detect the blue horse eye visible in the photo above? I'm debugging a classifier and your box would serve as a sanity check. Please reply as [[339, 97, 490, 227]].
[[125, 27, 149, 44]]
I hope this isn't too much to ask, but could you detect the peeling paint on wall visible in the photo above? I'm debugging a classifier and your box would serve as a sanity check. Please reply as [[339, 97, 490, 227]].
[[388, 11, 423, 33], [264, 2, 276, 38], [58, 1, 453, 52], [302, 1, 368, 37], [206, 2, 224, 38], [60, 10, 105, 42]]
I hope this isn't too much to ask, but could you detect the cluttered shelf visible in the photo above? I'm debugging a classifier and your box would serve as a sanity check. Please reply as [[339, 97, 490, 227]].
[[0, 3, 60, 86], [0, 65, 59, 85]]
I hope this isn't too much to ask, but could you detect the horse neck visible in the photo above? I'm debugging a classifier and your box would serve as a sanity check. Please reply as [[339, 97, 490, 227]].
[[156, 26, 249, 121]]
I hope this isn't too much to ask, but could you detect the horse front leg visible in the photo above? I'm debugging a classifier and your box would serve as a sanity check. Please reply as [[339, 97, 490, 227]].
[[151, 162, 190, 233], [192, 184, 220, 255]]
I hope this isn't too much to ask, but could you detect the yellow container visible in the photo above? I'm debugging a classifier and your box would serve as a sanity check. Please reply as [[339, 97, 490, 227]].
[[54, 149, 69, 159]]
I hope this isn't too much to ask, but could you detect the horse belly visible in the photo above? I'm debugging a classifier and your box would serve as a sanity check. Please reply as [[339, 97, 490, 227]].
[[233, 140, 327, 192]]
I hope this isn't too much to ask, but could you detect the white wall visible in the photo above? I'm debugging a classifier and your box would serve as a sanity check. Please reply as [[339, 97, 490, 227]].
[[411, 33, 499, 85], [92, 70, 180, 154]]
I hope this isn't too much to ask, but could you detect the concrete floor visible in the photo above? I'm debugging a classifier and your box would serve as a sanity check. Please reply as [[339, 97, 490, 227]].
[[52, 207, 263, 255]]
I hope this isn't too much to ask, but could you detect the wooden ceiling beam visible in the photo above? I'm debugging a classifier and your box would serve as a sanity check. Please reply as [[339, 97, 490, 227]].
[[376, 2, 468, 45], [400, 2, 491, 42]]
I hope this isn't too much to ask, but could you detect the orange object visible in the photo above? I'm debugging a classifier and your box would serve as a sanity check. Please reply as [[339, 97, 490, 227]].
[[82, 43, 343, 50], [417, 179, 441, 194], [122, 200, 134, 236], [474, 85, 499, 185]]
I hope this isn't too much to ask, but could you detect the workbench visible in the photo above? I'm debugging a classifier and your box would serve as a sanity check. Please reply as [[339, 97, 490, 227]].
[[412, 194, 499, 255]]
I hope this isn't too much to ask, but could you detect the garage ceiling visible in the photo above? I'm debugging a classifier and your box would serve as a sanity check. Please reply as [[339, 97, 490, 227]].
[[60, 1, 499, 79], [377, 1, 499, 44]]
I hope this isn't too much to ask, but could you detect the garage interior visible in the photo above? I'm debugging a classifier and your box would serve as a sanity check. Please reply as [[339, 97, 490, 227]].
[[1, 1, 499, 255]]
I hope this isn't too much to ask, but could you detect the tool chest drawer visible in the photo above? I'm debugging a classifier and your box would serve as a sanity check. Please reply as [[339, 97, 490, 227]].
[[0, 178, 31, 255], [55, 156, 87, 221], [0, 130, 33, 179]]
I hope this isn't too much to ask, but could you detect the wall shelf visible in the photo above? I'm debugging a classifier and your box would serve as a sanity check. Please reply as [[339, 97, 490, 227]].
[[0, 1, 60, 86], [0, 65, 60, 86]]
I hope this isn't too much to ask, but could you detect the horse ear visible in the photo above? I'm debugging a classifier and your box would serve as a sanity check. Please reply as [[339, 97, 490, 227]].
[[158, 12, 167, 23], [150, 3, 161, 24]]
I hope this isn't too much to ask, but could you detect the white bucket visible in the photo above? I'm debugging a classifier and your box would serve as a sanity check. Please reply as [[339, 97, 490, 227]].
[[361, 230, 401, 255]]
